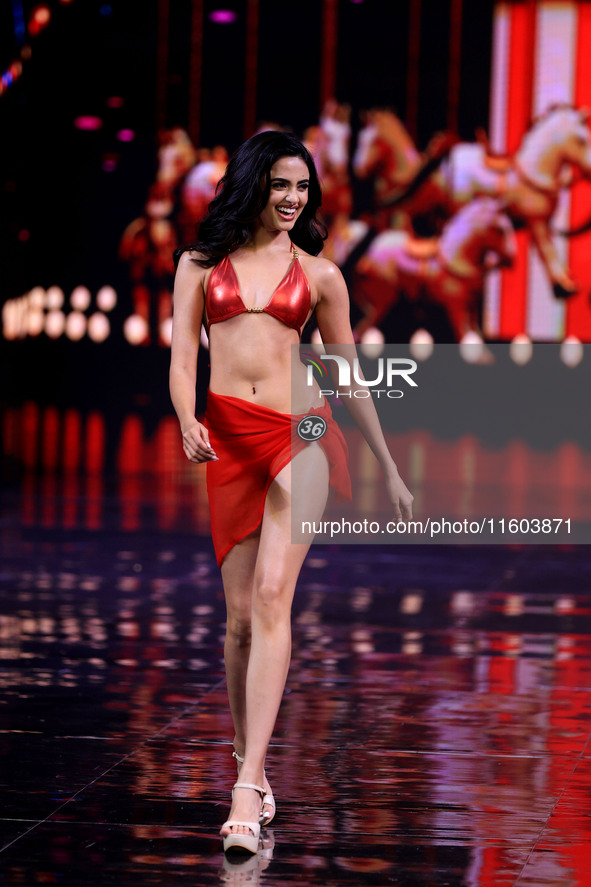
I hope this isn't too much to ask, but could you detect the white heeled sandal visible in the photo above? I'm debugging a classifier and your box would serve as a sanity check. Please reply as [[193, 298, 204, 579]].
[[233, 750, 276, 826], [221, 782, 265, 855]]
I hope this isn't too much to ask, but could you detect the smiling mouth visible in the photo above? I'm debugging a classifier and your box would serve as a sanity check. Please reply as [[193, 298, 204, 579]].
[[276, 206, 297, 219]]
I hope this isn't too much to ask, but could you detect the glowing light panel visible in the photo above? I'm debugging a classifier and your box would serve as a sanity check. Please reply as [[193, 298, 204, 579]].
[[209, 10, 237, 24], [74, 115, 103, 131]]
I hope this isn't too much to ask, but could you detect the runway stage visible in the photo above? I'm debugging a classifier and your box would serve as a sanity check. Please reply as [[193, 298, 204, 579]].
[[1, 479, 590, 886]]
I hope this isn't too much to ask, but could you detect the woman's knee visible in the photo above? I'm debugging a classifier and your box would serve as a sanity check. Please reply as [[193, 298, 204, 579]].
[[226, 612, 252, 647], [252, 579, 293, 626]]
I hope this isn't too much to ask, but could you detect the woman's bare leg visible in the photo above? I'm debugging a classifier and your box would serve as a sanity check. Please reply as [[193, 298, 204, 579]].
[[221, 536, 258, 757], [220, 444, 329, 837], [221, 536, 276, 822]]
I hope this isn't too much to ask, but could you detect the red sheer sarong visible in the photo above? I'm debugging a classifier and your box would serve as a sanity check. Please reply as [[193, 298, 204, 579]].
[[205, 391, 351, 566]]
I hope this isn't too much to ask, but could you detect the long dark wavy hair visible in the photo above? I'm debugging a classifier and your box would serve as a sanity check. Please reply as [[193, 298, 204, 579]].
[[175, 131, 327, 267]]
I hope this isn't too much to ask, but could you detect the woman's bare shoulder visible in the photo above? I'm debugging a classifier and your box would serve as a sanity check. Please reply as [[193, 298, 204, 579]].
[[299, 252, 343, 286], [176, 249, 208, 273], [174, 250, 211, 292]]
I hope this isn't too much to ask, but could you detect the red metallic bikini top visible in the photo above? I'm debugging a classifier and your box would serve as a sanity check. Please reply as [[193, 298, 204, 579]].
[[205, 245, 311, 335]]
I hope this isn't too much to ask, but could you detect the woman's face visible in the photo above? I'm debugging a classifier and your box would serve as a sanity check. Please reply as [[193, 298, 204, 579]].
[[258, 156, 310, 233]]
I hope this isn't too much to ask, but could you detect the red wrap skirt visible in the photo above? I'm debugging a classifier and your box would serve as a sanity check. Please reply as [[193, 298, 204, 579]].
[[205, 391, 351, 566]]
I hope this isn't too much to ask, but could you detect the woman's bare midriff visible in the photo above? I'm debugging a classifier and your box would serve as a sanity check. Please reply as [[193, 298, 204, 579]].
[[207, 313, 323, 414]]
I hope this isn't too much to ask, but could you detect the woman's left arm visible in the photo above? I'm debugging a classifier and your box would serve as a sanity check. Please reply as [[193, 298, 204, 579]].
[[313, 260, 414, 522]]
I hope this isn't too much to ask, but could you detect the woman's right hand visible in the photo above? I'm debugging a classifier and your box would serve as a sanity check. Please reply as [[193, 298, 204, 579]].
[[181, 420, 218, 463]]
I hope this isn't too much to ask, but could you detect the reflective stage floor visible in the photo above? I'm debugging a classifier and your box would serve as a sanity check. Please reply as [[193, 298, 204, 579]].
[[1, 482, 591, 885]]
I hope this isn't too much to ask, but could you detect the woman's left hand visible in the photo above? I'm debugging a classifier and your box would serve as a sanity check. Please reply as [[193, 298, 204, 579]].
[[385, 467, 414, 523]]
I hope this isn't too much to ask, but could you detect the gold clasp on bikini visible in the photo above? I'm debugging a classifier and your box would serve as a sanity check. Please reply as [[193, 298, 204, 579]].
[[246, 307, 264, 313]]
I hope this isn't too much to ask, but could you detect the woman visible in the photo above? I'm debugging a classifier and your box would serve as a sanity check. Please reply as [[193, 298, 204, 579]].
[[169, 131, 413, 855]]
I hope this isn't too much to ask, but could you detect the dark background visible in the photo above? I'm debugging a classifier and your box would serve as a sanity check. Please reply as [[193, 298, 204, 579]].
[[0, 0, 495, 299], [0, 0, 495, 427]]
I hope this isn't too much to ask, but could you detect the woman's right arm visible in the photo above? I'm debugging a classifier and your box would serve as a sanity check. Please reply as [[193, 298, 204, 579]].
[[169, 253, 217, 463]]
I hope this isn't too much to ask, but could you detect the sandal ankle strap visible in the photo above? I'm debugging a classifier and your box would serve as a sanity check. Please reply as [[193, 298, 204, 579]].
[[232, 781, 265, 798]]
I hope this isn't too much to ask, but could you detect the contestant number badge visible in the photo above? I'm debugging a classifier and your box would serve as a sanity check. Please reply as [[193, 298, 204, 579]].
[[296, 415, 327, 442]]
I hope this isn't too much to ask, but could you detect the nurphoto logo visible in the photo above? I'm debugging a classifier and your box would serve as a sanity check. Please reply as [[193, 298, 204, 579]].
[[305, 353, 418, 399]]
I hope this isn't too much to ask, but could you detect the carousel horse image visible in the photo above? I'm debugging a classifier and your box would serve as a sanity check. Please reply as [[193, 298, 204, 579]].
[[353, 108, 455, 231], [378, 105, 591, 298], [314, 100, 353, 220], [120, 183, 177, 345], [305, 101, 355, 263], [156, 128, 197, 192], [118, 128, 198, 345], [352, 198, 516, 342], [181, 145, 229, 242]]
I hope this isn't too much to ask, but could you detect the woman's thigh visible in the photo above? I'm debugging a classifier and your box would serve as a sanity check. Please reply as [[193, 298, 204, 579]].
[[220, 443, 330, 610], [254, 443, 330, 592]]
